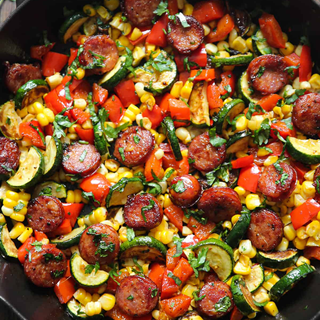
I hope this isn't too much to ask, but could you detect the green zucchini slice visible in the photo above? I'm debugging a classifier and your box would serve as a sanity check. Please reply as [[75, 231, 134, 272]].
[[7, 146, 44, 189], [93, 121, 108, 156], [226, 130, 251, 154], [44, 135, 63, 178], [0, 224, 18, 259], [67, 299, 87, 319], [70, 253, 109, 287], [59, 12, 89, 43], [0, 182, 11, 201], [256, 249, 298, 269], [0, 101, 22, 140], [243, 264, 265, 293], [252, 29, 276, 56], [51, 226, 86, 249], [120, 236, 167, 262], [32, 181, 67, 199], [161, 117, 182, 161], [210, 52, 254, 68], [237, 71, 260, 104]]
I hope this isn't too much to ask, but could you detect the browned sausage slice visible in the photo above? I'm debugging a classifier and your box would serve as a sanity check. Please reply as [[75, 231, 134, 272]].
[[79, 35, 118, 75], [169, 174, 202, 208], [258, 162, 297, 202], [188, 132, 226, 173], [24, 244, 67, 287], [247, 208, 283, 252], [4, 62, 42, 94], [124, 193, 163, 230], [62, 142, 101, 178], [292, 93, 320, 136], [197, 187, 241, 223], [167, 15, 204, 54], [0, 137, 20, 178], [27, 196, 64, 233], [247, 54, 289, 95], [196, 281, 234, 318], [114, 126, 154, 167], [121, 0, 161, 27], [116, 275, 159, 317], [79, 223, 120, 265]]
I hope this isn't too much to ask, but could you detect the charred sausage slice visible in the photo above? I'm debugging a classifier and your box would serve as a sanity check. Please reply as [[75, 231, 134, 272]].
[[247, 208, 283, 252], [197, 187, 241, 223], [167, 15, 204, 54], [27, 196, 64, 233], [116, 275, 159, 317], [79, 223, 120, 265], [114, 126, 154, 167], [24, 244, 67, 287], [0, 137, 20, 177], [62, 142, 101, 178], [124, 193, 163, 230], [247, 54, 289, 95], [292, 93, 320, 136], [188, 132, 226, 173]]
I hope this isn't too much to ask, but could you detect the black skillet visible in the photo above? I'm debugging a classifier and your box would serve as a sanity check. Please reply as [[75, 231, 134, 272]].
[[1, 0, 320, 319]]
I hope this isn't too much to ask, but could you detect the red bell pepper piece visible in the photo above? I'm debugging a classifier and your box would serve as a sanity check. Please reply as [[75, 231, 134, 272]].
[[144, 149, 163, 182], [162, 153, 189, 176], [192, 0, 225, 24], [34, 231, 48, 242], [259, 13, 286, 48], [299, 45, 312, 82], [182, 234, 199, 248], [232, 155, 254, 169], [190, 69, 215, 81], [206, 14, 234, 43], [237, 163, 262, 193], [114, 80, 140, 108], [148, 263, 166, 291], [70, 108, 90, 125], [68, 48, 78, 66], [219, 71, 236, 96], [168, 0, 178, 14], [74, 127, 94, 144], [19, 120, 45, 149], [172, 258, 194, 284], [291, 161, 309, 184], [80, 173, 111, 206], [107, 305, 133, 320], [160, 295, 191, 318], [129, 28, 151, 46], [230, 306, 244, 320], [304, 247, 320, 261], [187, 217, 216, 241], [270, 121, 295, 140], [166, 246, 180, 271], [175, 44, 207, 72], [17, 236, 36, 264], [168, 98, 191, 127], [44, 123, 54, 136], [42, 52, 69, 77], [61, 75, 82, 92], [44, 85, 73, 114], [164, 205, 184, 232], [161, 270, 179, 299], [62, 203, 84, 228], [30, 43, 55, 61], [93, 83, 108, 106], [47, 219, 72, 238], [179, 71, 190, 85], [146, 14, 168, 47], [258, 94, 283, 112], [207, 82, 224, 110], [54, 276, 76, 304], [73, 80, 92, 100], [283, 53, 300, 79], [103, 94, 125, 125], [290, 199, 320, 230], [106, 269, 130, 294], [142, 104, 164, 129], [159, 93, 175, 113]]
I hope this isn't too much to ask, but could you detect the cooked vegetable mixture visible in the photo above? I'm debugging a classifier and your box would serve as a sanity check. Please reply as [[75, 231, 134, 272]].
[[1, 0, 320, 319]]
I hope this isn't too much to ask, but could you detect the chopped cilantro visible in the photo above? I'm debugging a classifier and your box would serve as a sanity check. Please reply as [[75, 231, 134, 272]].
[[126, 228, 135, 242], [215, 296, 232, 312], [168, 272, 182, 285], [79, 149, 87, 163], [141, 199, 155, 222], [84, 262, 100, 275], [246, 102, 265, 120], [209, 127, 226, 147], [172, 180, 186, 193], [188, 248, 210, 277]]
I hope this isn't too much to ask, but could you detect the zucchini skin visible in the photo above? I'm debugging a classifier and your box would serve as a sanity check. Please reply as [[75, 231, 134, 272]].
[[162, 117, 182, 161], [256, 249, 299, 269], [44, 136, 63, 178], [210, 53, 254, 67], [59, 12, 89, 43], [51, 226, 86, 249]]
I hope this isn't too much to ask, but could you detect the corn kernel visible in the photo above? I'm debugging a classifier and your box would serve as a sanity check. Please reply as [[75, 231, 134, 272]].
[[246, 38, 253, 51], [246, 194, 261, 210], [46, 72, 63, 90], [183, 3, 193, 15], [222, 221, 232, 231], [99, 293, 116, 311], [306, 220, 320, 237], [280, 42, 295, 56], [5, 191, 19, 202], [180, 81, 193, 100], [170, 81, 183, 98], [235, 115, 248, 131], [276, 237, 289, 251], [205, 43, 218, 55], [296, 256, 310, 267], [17, 227, 33, 243], [234, 261, 251, 275], [296, 226, 308, 240], [37, 113, 49, 126], [264, 302, 279, 317], [182, 284, 198, 298], [83, 4, 96, 16], [293, 237, 307, 250], [264, 156, 278, 167], [229, 28, 238, 47], [43, 108, 55, 122], [231, 214, 240, 225], [33, 102, 45, 114], [232, 37, 248, 53], [284, 224, 296, 241], [0, 214, 5, 225], [9, 222, 25, 239], [163, 194, 172, 209], [104, 0, 119, 11], [309, 74, 320, 90]]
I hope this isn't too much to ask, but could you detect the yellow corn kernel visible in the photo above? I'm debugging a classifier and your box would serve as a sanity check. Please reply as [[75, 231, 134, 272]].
[[118, 35, 134, 50], [263, 156, 278, 167], [105, 159, 120, 172], [306, 237, 320, 246], [263, 273, 280, 291], [99, 293, 116, 311], [234, 261, 251, 275], [223, 221, 232, 231], [280, 205, 287, 216], [235, 115, 248, 131], [82, 119, 93, 129], [9, 222, 25, 239], [217, 41, 229, 52], [128, 104, 141, 116], [69, 124, 81, 134], [5, 191, 19, 202], [46, 72, 63, 90], [182, 284, 198, 298], [248, 313, 257, 319], [67, 133, 78, 140], [209, 233, 220, 240], [170, 81, 183, 98], [0, 214, 5, 225], [284, 224, 296, 241], [246, 194, 261, 211], [130, 27, 143, 41], [97, 5, 110, 20], [309, 74, 320, 90], [78, 218, 85, 227], [202, 24, 210, 36], [85, 301, 101, 316], [19, 192, 31, 201], [17, 227, 33, 243], [132, 46, 145, 67], [43, 108, 55, 123], [293, 237, 307, 250], [181, 149, 189, 158], [106, 172, 119, 183], [118, 171, 133, 180], [294, 194, 306, 207], [279, 42, 295, 56], [33, 102, 45, 114], [163, 194, 172, 209], [246, 38, 253, 52], [232, 37, 248, 53], [180, 81, 193, 100], [306, 220, 320, 237], [104, 0, 119, 11], [27, 104, 35, 114], [273, 106, 284, 119], [205, 43, 218, 55], [296, 256, 310, 267], [3, 198, 18, 209], [37, 113, 49, 127], [66, 190, 75, 203], [141, 93, 155, 108], [232, 214, 241, 225], [276, 237, 289, 251], [17, 107, 28, 118], [92, 294, 100, 302], [183, 3, 193, 15], [239, 240, 256, 258], [74, 288, 86, 303], [83, 4, 96, 16], [152, 310, 160, 320], [264, 302, 279, 317], [74, 98, 87, 110], [122, 23, 132, 36], [74, 189, 82, 203], [234, 186, 246, 197], [301, 181, 316, 199], [296, 226, 308, 240]]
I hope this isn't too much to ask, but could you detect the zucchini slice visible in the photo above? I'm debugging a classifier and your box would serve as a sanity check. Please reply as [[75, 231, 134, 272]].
[[0, 101, 22, 140], [0, 224, 18, 259], [67, 298, 87, 319], [14, 79, 49, 109], [93, 122, 108, 156], [120, 236, 167, 262], [237, 71, 260, 104], [70, 253, 109, 287], [225, 211, 251, 248], [231, 275, 260, 316], [0, 182, 11, 202], [226, 130, 251, 154], [7, 146, 44, 189], [215, 99, 245, 135], [243, 264, 265, 293], [44, 135, 63, 178], [32, 181, 67, 199], [51, 226, 86, 249], [286, 136, 320, 165], [192, 238, 234, 281], [189, 81, 210, 127], [83, 17, 98, 37], [269, 264, 314, 302], [210, 53, 254, 68], [252, 29, 277, 56], [161, 117, 182, 161], [106, 177, 144, 207], [59, 12, 89, 43], [99, 54, 133, 90], [256, 249, 298, 269]]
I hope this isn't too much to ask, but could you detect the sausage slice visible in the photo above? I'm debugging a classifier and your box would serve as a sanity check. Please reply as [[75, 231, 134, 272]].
[[0, 137, 20, 178]]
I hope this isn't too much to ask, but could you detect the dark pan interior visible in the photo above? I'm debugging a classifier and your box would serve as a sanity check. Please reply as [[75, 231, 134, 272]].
[[1, 0, 320, 319]]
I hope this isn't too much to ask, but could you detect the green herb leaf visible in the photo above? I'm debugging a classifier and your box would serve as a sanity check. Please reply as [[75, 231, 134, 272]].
[[168, 272, 182, 285], [79, 149, 87, 163], [256, 66, 266, 78], [127, 228, 135, 242], [13, 202, 25, 212], [252, 118, 270, 146], [39, 187, 52, 196], [153, 1, 168, 16], [246, 102, 265, 120], [118, 147, 125, 162], [192, 290, 206, 301], [176, 12, 190, 28], [133, 135, 140, 144], [172, 180, 186, 193], [31, 241, 43, 252], [188, 248, 210, 277], [172, 237, 183, 258], [141, 199, 155, 222], [215, 296, 232, 312], [209, 127, 226, 147]]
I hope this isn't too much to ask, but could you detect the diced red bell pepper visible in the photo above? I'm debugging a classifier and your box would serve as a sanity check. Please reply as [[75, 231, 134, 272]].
[[290, 199, 320, 230], [192, 0, 225, 24], [129, 28, 151, 46], [19, 120, 45, 149], [68, 48, 78, 66], [30, 43, 55, 61], [34, 231, 48, 242], [74, 127, 94, 144], [54, 276, 76, 304], [166, 246, 180, 271], [206, 14, 234, 43], [168, 98, 191, 127], [159, 93, 176, 113], [168, 0, 178, 14], [144, 149, 163, 182], [304, 247, 320, 260], [291, 161, 309, 184], [44, 123, 54, 136], [42, 52, 69, 77], [270, 121, 295, 140], [148, 263, 166, 291], [62, 203, 84, 228], [103, 94, 125, 125], [187, 217, 216, 241], [219, 71, 236, 96], [93, 83, 108, 106], [230, 306, 244, 320], [162, 153, 189, 176], [172, 258, 194, 284], [105, 269, 130, 294], [283, 53, 300, 79], [73, 80, 92, 100], [160, 294, 191, 318], [80, 173, 111, 206], [70, 108, 90, 125], [142, 104, 164, 129], [259, 13, 286, 48], [44, 85, 73, 114], [114, 80, 140, 108], [190, 69, 215, 81], [161, 270, 180, 299], [65, 260, 71, 278], [146, 14, 168, 47], [47, 219, 72, 238], [207, 81, 224, 110], [175, 44, 207, 72], [237, 163, 262, 193], [299, 45, 312, 82], [232, 155, 254, 169], [106, 305, 133, 320], [164, 205, 184, 232], [182, 234, 199, 248], [258, 94, 283, 112], [18, 236, 36, 264]]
